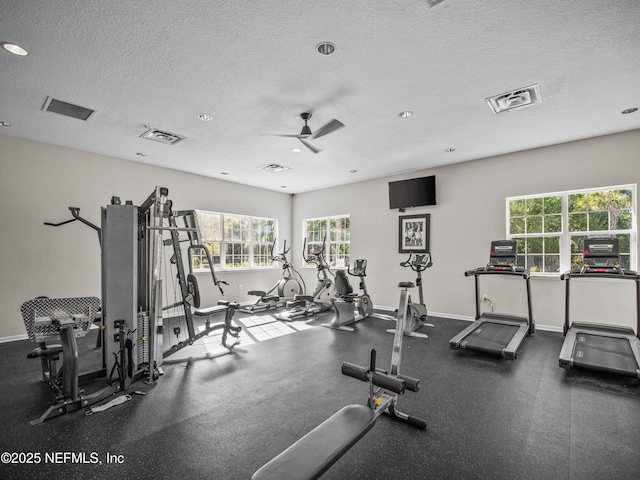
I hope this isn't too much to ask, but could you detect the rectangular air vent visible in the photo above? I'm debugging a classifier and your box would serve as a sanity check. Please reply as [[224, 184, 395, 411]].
[[140, 127, 186, 145], [42, 97, 95, 121], [486, 84, 541, 114], [262, 164, 291, 173]]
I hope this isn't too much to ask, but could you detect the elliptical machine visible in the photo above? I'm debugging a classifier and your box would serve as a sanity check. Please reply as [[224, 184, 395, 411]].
[[241, 240, 305, 313], [322, 259, 374, 332], [386, 252, 434, 338], [275, 237, 334, 321]]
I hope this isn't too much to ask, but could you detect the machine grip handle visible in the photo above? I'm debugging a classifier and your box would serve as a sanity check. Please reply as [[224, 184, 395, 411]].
[[397, 374, 421, 392], [341, 362, 369, 382], [407, 415, 428, 429], [372, 372, 406, 394]]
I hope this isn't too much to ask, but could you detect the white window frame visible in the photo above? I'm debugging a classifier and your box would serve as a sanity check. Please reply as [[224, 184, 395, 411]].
[[506, 184, 637, 275], [302, 214, 351, 268], [192, 210, 278, 271]]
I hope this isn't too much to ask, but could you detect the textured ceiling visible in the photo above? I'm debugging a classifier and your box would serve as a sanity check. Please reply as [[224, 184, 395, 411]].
[[1, 0, 639, 193]]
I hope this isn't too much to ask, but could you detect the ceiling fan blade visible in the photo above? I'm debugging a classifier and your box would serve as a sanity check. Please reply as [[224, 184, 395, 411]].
[[311, 119, 344, 139], [299, 137, 323, 154]]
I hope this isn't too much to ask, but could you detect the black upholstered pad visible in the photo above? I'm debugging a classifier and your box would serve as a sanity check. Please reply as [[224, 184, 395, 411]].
[[252, 404, 376, 480]]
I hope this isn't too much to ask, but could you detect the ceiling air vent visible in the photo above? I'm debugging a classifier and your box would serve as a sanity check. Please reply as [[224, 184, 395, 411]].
[[262, 164, 291, 173], [486, 84, 541, 114], [140, 127, 186, 145], [42, 97, 95, 121]]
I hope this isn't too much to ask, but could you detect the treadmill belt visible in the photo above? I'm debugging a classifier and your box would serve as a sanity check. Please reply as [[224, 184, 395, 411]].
[[573, 334, 638, 376], [461, 323, 519, 356]]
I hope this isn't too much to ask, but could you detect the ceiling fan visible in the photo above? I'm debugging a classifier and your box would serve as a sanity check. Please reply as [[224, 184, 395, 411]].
[[262, 112, 345, 153]]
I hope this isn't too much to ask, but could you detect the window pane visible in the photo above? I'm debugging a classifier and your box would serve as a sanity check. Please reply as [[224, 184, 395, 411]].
[[613, 210, 632, 230], [529, 255, 543, 272], [569, 213, 587, 232], [545, 236, 560, 253], [618, 233, 631, 254], [588, 211, 608, 231], [525, 198, 543, 215], [510, 199, 525, 216], [510, 186, 635, 273], [544, 214, 562, 233], [568, 193, 587, 213], [225, 243, 249, 268], [526, 216, 542, 233], [527, 237, 543, 254], [544, 196, 562, 215], [510, 217, 525, 234], [620, 255, 630, 269], [587, 191, 608, 211], [571, 254, 583, 268], [611, 189, 633, 209], [545, 255, 560, 272], [197, 212, 222, 240]]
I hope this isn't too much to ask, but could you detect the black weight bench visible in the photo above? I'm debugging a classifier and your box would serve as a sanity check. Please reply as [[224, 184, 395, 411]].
[[252, 404, 376, 480]]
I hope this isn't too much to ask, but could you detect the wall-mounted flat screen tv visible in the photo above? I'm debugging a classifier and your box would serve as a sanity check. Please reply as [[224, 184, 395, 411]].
[[388, 175, 436, 209]]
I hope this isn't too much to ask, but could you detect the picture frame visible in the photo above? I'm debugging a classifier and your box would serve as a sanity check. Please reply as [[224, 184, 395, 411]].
[[399, 214, 430, 253]]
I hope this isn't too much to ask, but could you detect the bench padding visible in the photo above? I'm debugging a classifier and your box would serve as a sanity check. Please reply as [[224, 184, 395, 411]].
[[252, 404, 375, 480]]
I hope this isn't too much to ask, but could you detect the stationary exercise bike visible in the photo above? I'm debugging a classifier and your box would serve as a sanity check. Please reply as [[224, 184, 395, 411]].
[[322, 259, 374, 331], [241, 240, 305, 313], [386, 252, 434, 338], [275, 237, 334, 321]]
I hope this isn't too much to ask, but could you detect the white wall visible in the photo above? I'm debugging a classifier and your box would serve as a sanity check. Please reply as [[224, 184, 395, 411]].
[[292, 129, 640, 331], [3, 129, 639, 339], [0, 134, 292, 338]]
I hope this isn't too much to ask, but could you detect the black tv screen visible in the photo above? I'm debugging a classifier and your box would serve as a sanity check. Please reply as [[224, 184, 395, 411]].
[[389, 175, 436, 209]]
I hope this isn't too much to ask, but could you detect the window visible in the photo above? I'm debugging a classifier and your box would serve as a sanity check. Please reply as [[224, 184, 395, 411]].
[[192, 210, 277, 270], [303, 215, 350, 267], [507, 185, 636, 273]]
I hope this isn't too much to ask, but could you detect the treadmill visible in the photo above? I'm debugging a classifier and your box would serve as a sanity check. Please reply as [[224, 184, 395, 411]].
[[449, 240, 534, 359], [558, 237, 640, 379]]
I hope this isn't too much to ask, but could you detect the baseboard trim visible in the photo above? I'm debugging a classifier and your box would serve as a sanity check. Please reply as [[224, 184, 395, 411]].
[[375, 306, 562, 332], [0, 333, 28, 344]]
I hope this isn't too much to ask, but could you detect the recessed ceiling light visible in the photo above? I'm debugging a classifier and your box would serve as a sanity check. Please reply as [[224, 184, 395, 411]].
[[280, 186, 287, 189], [316, 42, 335, 56], [291, 148, 302, 153], [445, 148, 455, 152], [622, 107, 638, 114], [1, 42, 28, 56], [0, 121, 11, 127], [398, 111, 413, 118], [198, 113, 213, 121]]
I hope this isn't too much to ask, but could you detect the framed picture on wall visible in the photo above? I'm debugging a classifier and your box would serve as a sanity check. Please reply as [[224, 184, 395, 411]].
[[399, 214, 430, 253]]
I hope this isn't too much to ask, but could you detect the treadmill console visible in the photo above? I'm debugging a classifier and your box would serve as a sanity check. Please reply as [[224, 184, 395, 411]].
[[487, 240, 518, 271], [582, 237, 620, 270]]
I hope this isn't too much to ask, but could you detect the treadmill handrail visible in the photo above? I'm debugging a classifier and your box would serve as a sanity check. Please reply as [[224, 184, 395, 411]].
[[465, 267, 530, 280], [561, 268, 640, 281], [562, 267, 640, 339]]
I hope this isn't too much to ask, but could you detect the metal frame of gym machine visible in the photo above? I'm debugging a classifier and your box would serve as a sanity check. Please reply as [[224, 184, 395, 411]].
[[558, 237, 640, 379], [27, 187, 239, 424], [449, 240, 535, 359]]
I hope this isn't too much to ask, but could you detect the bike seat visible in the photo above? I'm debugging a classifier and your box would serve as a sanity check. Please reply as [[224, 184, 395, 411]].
[[398, 282, 415, 288]]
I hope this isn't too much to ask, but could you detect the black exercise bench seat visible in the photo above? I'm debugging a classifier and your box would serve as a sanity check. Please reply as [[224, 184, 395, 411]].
[[252, 404, 376, 480]]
